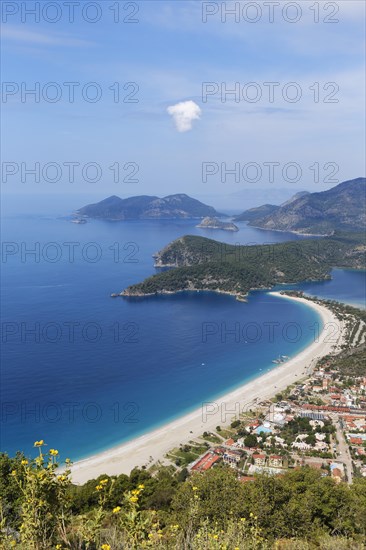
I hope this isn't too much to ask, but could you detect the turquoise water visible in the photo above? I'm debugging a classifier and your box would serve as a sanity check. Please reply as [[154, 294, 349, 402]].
[[1, 196, 365, 461], [270, 268, 366, 309], [296, 268, 366, 309]]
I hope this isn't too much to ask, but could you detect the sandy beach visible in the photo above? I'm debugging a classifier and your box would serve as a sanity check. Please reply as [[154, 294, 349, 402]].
[[70, 293, 345, 484]]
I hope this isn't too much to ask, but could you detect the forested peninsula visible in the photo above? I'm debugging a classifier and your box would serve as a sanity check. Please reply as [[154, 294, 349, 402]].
[[120, 233, 366, 299]]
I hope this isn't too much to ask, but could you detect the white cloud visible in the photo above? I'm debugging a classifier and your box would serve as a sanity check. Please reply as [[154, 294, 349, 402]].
[[167, 100, 201, 132], [1, 26, 92, 47]]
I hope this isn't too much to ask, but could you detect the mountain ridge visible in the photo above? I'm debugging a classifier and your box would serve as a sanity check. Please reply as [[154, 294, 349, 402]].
[[77, 193, 224, 220], [233, 191, 310, 222], [234, 178, 365, 235]]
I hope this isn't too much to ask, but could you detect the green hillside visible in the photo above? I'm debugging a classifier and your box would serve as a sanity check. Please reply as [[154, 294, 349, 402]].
[[1, 448, 366, 549], [122, 233, 366, 297]]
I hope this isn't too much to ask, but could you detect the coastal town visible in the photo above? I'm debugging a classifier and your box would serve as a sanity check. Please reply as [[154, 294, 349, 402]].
[[164, 343, 366, 484], [68, 293, 366, 484], [160, 294, 366, 484]]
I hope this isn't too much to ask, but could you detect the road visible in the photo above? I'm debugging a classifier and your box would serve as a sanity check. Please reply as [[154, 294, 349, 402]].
[[335, 416, 353, 484]]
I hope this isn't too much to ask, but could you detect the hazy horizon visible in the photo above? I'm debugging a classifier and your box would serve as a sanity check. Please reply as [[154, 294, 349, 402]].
[[2, 1, 365, 199]]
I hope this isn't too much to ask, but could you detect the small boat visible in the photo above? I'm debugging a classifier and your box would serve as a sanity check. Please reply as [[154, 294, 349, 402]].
[[272, 354, 289, 364], [71, 213, 87, 224]]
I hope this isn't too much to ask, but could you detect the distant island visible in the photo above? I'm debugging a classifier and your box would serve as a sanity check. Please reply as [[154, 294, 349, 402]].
[[76, 178, 366, 234], [119, 232, 366, 299], [233, 178, 366, 235], [77, 193, 224, 220], [196, 216, 239, 232], [107, 179, 366, 299]]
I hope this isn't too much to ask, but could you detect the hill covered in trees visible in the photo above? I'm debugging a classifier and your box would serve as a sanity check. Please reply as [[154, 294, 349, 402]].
[[1, 445, 366, 548], [121, 233, 366, 298]]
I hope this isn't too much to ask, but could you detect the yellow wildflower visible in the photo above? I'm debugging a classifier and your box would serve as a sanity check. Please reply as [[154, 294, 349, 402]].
[[34, 440, 44, 447], [138, 483, 145, 489], [10, 541, 16, 547], [11, 470, 17, 476], [21, 459, 28, 465], [192, 485, 199, 491], [130, 496, 138, 503], [49, 449, 59, 456], [65, 458, 71, 464], [57, 475, 66, 482], [240, 517, 246, 522], [213, 534, 218, 539], [101, 545, 111, 550], [250, 512, 254, 517], [96, 485, 103, 491], [112, 506, 121, 514]]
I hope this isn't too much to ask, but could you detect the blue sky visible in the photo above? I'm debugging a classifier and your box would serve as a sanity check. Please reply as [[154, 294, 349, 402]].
[[2, 0, 365, 206]]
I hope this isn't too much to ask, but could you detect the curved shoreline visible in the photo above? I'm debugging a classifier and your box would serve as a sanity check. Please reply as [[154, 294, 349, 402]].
[[69, 293, 345, 484]]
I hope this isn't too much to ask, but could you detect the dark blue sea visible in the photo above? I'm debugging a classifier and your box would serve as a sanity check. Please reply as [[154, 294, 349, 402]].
[[1, 195, 365, 461]]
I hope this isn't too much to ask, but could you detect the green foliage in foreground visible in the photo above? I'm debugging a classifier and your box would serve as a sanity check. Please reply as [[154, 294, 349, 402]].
[[124, 233, 366, 296], [1, 444, 366, 549]]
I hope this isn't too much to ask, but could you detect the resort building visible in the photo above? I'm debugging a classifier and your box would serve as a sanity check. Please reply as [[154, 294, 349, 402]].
[[330, 462, 345, 483], [252, 453, 266, 466], [191, 451, 221, 472], [268, 455, 283, 468], [223, 450, 242, 468]]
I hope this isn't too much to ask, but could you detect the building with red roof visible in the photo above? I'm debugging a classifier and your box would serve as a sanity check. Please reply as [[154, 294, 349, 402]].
[[191, 451, 221, 472], [349, 436, 363, 445], [269, 455, 283, 468], [252, 453, 266, 466]]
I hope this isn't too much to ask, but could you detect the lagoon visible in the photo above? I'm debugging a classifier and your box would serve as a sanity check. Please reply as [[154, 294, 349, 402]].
[[1, 198, 365, 460]]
